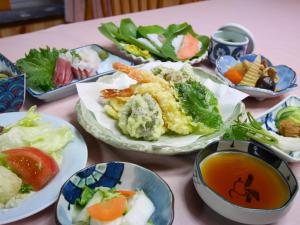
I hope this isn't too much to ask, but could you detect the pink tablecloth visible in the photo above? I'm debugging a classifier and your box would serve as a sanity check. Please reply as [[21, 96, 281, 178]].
[[1, 0, 300, 224]]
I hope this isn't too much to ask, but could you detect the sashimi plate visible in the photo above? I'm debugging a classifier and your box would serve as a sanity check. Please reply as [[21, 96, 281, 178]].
[[27, 44, 133, 102], [76, 62, 247, 155], [0, 112, 88, 224], [121, 48, 208, 65]]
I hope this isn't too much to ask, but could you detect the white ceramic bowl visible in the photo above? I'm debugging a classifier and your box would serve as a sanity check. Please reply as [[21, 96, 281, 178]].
[[193, 140, 298, 224], [56, 162, 174, 225]]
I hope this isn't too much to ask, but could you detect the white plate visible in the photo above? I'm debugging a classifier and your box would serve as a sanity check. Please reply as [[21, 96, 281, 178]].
[[76, 62, 247, 154], [0, 112, 88, 224]]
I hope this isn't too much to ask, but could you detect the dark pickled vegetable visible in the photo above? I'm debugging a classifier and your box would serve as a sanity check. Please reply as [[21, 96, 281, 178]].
[[0, 71, 12, 80], [255, 76, 275, 91]]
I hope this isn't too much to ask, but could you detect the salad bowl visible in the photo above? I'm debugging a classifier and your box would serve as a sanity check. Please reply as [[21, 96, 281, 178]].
[[193, 140, 298, 224], [215, 54, 297, 100], [0, 111, 88, 224], [256, 95, 300, 162], [76, 61, 247, 155], [0, 53, 25, 113], [56, 162, 174, 225]]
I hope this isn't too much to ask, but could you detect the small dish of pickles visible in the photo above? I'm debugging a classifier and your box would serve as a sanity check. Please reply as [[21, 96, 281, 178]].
[[215, 54, 297, 100]]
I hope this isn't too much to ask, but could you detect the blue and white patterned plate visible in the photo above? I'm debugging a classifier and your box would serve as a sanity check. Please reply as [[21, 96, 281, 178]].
[[0, 112, 88, 224], [215, 54, 297, 100], [256, 95, 300, 162], [56, 162, 174, 225], [0, 53, 25, 113]]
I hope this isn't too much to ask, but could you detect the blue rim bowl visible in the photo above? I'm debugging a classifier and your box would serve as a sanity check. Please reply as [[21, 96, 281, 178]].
[[193, 140, 298, 224], [56, 161, 174, 225]]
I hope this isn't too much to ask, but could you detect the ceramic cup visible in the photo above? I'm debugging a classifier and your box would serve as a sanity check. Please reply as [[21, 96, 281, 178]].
[[208, 30, 249, 64]]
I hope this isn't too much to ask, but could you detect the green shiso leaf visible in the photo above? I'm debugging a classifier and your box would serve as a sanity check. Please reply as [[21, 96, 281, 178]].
[[175, 80, 223, 130], [16, 47, 65, 92]]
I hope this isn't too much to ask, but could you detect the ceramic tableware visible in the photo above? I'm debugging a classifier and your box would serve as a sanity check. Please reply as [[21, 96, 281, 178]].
[[0, 53, 25, 113], [193, 140, 298, 224], [0, 112, 88, 224], [56, 162, 174, 225], [215, 54, 297, 100]]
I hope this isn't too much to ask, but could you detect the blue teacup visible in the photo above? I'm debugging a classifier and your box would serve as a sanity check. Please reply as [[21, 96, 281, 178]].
[[208, 30, 249, 64]]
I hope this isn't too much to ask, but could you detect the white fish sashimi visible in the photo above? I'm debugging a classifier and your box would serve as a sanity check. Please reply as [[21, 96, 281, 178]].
[[147, 34, 164, 48], [122, 191, 155, 225], [137, 38, 158, 52], [171, 35, 184, 54]]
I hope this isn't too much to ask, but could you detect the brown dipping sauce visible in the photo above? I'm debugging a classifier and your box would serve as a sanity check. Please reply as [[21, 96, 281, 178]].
[[200, 152, 290, 209]]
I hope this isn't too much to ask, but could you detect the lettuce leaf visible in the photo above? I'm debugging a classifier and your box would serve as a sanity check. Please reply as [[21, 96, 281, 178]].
[[16, 47, 66, 92], [0, 106, 73, 163]]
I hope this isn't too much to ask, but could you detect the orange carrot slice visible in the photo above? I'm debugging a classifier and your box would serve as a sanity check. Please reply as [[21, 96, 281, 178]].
[[115, 190, 136, 198], [87, 196, 127, 221], [224, 68, 243, 84]]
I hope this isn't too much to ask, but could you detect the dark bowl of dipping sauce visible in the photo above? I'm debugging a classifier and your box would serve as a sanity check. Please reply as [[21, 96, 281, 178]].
[[193, 140, 298, 224]]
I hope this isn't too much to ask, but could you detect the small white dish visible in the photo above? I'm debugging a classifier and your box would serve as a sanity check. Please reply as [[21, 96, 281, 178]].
[[0, 112, 88, 224], [256, 95, 300, 162]]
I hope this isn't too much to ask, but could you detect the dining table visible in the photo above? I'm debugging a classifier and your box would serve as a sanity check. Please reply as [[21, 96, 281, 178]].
[[1, 0, 300, 224]]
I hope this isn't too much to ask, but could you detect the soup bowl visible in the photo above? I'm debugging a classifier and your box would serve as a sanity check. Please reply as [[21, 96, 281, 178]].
[[193, 140, 298, 224], [56, 161, 174, 225]]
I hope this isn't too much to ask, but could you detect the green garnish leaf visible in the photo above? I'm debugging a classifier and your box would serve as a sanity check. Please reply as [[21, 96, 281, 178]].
[[175, 80, 223, 131], [120, 18, 138, 38], [16, 47, 65, 92], [20, 183, 33, 193], [223, 112, 278, 145]]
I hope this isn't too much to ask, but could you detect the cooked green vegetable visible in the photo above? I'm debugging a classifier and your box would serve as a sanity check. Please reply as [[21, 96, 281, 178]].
[[98, 50, 109, 60], [223, 112, 278, 145], [0, 73, 9, 80], [275, 106, 300, 128], [175, 80, 223, 131], [16, 47, 66, 91], [75, 186, 96, 207], [19, 183, 33, 194]]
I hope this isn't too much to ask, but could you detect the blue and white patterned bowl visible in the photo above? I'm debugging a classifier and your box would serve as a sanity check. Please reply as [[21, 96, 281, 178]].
[[215, 54, 297, 100], [256, 95, 300, 162], [193, 140, 298, 224], [0, 53, 25, 113], [56, 162, 174, 225]]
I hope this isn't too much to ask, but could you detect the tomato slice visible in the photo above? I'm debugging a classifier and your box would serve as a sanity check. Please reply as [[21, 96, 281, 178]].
[[2, 147, 59, 191]]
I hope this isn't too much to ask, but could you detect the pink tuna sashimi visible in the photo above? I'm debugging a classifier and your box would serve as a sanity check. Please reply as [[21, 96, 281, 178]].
[[176, 33, 201, 61], [53, 57, 74, 87]]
